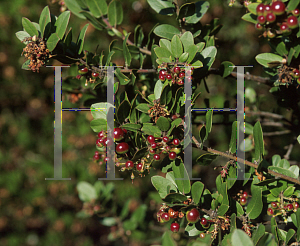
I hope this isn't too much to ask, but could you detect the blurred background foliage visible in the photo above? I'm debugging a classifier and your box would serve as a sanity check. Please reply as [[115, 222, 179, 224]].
[[0, 0, 299, 245]]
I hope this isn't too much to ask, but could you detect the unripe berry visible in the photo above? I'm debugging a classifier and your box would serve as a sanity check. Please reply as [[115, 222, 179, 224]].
[[186, 208, 200, 223], [168, 208, 178, 218], [256, 3, 265, 15], [267, 207, 274, 215], [78, 67, 88, 74], [287, 16, 298, 29], [170, 222, 180, 232], [267, 29, 276, 38], [125, 160, 134, 169], [240, 197, 247, 206], [116, 142, 129, 154], [257, 15, 266, 25], [271, 1, 286, 15]]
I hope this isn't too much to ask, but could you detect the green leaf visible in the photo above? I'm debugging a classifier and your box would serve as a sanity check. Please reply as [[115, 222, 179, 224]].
[[151, 176, 177, 198], [141, 124, 161, 137], [286, 229, 295, 245], [283, 186, 295, 198], [179, 52, 189, 63], [199, 46, 217, 71], [76, 23, 89, 54], [154, 80, 164, 99], [231, 229, 254, 246], [205, 110, 213, 139], [162, 193, 187, 203], [47, 33, 60, 52], [108, 0, 123, 26], [64, 0, 87, 19], [154, 47, 173, 59], [186, 45, 199, 63], [117, 100, 131, 124], [80, 11, 105, 31], [86, 0, 108, 17], [171, 35, 183, 58], [147, 0, 175, 16], [220, 61, 235, 78], [179, 1, 210, 24], [298, 135, 300, 144], [268, 166, 298, 179], [77, 181, 98, 202], [21, 60, 31, 70], [156, 117, 171, 131], [252, 224, 265, 245], [39, 6, 51, 38], [115, 68, 131, 85], [185, 223, 201, 237], [159, 39, 172, 53], [55, 11, 70, 39], [91, 103, 108, 119], [15, 31, 31, 43], [121, 123, 141, 132], [241, 13, 257, 24], [22, 17, 39, 37], [136, 104, 150, 113], [191, 181, 204, 204], [134, 25, 144, 47], [123, 33, 131, 67], [196, 153, 217, 166], [286, 0, 300, 11], [255, 53, 283, 68], [162, 231, 176, 246], [245, 87, 256, 103], [180, 31, 194, 52], [90, 118, 107, 132], [229, 121, 239, 154], [172, 160, 191, 194], [247, 3, 259, 14], [154, 24, 180, 40], [130, 204, 147, 225], [253, 121, 264, 162], [246, 177, 263, 219]]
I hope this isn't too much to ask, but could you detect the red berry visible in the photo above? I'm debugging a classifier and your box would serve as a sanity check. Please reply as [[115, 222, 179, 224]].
[[159, 69, 167, 77], [168, 208, 178, 218], [154, 154, 160, 160], [103, 137, 113, 147], [294, 202, 300, 209], [186, 208, 200, 223], [255, 23, 264, 30], [125, 160, 134, 169], [114, 127, 124, 141], [293, 69, 300, 78], [166, 74, 173, 80], [98, 130, 105, 138], [287, 203, 294, 211], [169, 152, 177, 160], [173, 66, 181, 74], [116, 142, 129, 154], [147, 135, 155, 143], [271, 1, 286, 15], [173, 139, 180, 146], [267, 207, 274, 215], [163, 136, 169, 142], [151, 142, 157, 149], [257, 15, 266, 25], [242, 191, 248, 199], [177, 79, 184, 86], [93, 154, 100, 160], [92, 72, 99, 78], [149, 149, 156, 154], [161, 212, 170, 222], [292, 9, 300, 17], [240, 197, 247, 206], [170, 222, 180, 232], [271, 202, 278, 209], [200, 233, 205, 238], [280, 22, 289, 32], [159, 74, 166, 81], [96, 138, 103, 146], [266, 13, 276, 23], [122, 129, 127, 134], [78, 67, 88, 74], [179, 72, 185, 78], [256, 3, 265, 15], [200, 217, 207, 226], [287, 15, 298, 29], [136, 163, 144, 172], [263, 4, 272, 16], [171, 115, 178, 120]]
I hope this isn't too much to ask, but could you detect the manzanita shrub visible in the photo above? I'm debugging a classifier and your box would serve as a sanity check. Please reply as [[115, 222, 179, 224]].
[[16, 0, 300, 245]]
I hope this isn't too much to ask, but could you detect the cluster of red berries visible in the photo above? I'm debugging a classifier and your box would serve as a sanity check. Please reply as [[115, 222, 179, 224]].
[[292, 68, 300, 85], [158, 65, 194, 86], [239, 191, 249, 206], [254, 1, 299, 38], [77, 66, 102, 85], [146, 135, 181, 161], [267, 201, 299, 216]]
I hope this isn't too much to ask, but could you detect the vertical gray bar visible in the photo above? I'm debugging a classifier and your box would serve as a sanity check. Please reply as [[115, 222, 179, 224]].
[[98, 66, 123, 180], [235, 66, 253, 180], [176, 66, 200, 181], [46, 66, 71, 180]]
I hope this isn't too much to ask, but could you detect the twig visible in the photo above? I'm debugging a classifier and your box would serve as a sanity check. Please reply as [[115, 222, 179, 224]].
[[263, 130, 291, 136], [246, 110, 292, 125], [192, 136, 300, 185]]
